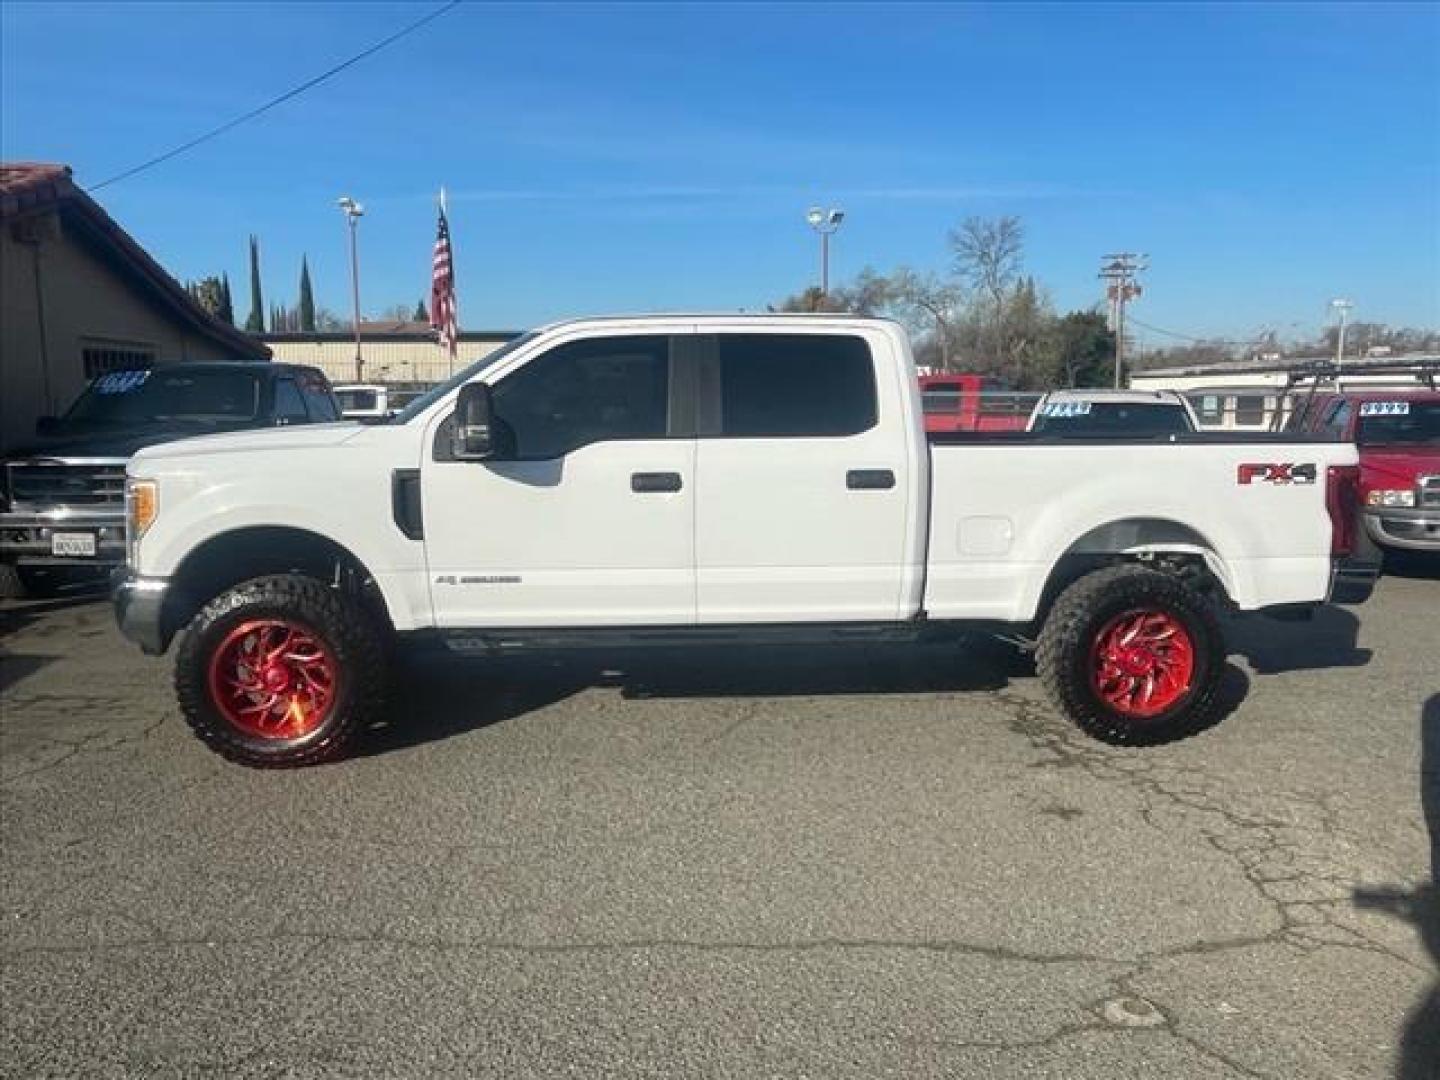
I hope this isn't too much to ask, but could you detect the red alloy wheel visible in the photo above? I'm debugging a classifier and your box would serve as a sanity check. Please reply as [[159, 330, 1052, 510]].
[[206, 619, 338, 740], [1090, 608, 1196, 719]]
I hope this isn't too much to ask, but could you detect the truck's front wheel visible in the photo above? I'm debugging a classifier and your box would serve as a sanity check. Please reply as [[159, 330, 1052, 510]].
[[1036, 565, 1225, 746], [175, 574, 388, 767]]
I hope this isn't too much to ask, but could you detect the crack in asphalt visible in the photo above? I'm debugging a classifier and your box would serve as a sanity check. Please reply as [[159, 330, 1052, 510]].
[[0, 927, 1371, 1071], [0, 709, 168, 785], [994, 687, 1422, 958], [1, 931, 1128, 965], [987, 686, 1431, 1076], [3, 619, 1430, 1076]]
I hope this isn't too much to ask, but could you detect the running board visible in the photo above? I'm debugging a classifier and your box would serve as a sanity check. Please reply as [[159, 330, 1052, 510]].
[[434, 621, 929, 655]]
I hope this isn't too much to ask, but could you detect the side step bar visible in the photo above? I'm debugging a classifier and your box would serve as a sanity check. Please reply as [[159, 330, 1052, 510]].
[[422, 618, 1023, 656]]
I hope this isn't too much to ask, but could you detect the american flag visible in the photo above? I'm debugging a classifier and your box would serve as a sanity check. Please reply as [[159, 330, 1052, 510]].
[[430, 202, 459, 358]]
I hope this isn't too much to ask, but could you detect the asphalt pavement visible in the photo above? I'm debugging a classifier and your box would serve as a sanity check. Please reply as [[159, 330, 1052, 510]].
[[2, 564, 1437, 1078]]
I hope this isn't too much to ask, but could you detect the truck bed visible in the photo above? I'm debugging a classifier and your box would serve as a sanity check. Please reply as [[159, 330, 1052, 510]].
[[921, 433, 1357, 623]]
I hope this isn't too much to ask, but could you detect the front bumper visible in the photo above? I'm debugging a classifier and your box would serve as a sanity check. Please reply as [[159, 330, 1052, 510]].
[[111, 568, 172, 655], [1363, 507, 1440, 553], [0, 509, 126, 565]]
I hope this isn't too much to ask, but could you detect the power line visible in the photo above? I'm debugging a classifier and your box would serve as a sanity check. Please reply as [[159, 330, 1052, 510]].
[[87, 1, 463, 193], [1127, 315, 1268, 348]]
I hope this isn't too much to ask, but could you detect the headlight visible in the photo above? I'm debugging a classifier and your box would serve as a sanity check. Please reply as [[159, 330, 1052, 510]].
[[1364, 489, 1415, 508], [126, 478, 159, 539]]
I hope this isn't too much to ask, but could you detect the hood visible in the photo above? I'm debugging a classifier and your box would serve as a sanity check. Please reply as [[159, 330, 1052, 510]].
[[4, 420, 258, 462], [131, 421, 362, 464], [1358, 447, 1440, 491]]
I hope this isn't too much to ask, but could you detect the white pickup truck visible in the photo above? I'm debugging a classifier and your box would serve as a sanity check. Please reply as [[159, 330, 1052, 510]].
[[113, 316, 1379, 767]]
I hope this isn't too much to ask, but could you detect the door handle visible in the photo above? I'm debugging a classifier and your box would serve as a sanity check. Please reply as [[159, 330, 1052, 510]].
[[631, 471, 683, 493], [847, 469, 895, 490]]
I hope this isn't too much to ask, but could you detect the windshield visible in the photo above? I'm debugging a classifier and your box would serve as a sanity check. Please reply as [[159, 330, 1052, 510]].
[[65, 368, 261, 425], [1031, 402, 1193, 436], [389, 332, 538, 424], [1356, 401, 1440, 446]]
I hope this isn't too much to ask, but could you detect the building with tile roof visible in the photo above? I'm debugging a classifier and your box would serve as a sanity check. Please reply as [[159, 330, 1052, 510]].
[[1, 162, 269, 450]]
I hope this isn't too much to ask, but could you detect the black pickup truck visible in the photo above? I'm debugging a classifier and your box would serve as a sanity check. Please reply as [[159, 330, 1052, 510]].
[[1, 362, 341, 598]]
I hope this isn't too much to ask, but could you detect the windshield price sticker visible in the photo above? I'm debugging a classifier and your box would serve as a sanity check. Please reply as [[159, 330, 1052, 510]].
[[95, 370, 152, 395], [1042, 401, 1093, 417], [1359, 401, 1410, 417]]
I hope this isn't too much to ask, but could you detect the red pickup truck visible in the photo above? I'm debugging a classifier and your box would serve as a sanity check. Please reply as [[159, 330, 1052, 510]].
[[1289, 389, 1439, 554], [918, 373, 1033, 433]]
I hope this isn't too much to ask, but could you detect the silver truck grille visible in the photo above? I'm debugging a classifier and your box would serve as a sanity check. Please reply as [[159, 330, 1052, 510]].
[[4, 463, 127, 508], [1420, 475, 1440, 510]]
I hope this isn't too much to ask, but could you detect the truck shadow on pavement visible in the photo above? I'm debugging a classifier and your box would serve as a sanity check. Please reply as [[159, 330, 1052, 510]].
[[358, 638, 1025, 758], [357, 639, 1255, 758], [0, 653, 57, 694], [1352, 693, 1439, 1080], [1383, 551, 1440, 582], [0, 593, 107, 642], [1223, 604, 1371, 675]]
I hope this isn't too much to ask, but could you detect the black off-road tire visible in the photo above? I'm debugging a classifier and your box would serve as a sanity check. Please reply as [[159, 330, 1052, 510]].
[[175, 574, 389, 767], [1036, 564, 1226, 746]]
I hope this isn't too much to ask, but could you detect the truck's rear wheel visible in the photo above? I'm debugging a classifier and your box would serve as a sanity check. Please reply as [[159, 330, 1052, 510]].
[[1036, 564, 1225, 746], [175, 574, 388, 767]]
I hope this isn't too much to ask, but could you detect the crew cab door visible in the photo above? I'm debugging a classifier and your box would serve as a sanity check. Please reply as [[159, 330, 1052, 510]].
[[693, 329, 921, 623], [422, 332, 695, 626]]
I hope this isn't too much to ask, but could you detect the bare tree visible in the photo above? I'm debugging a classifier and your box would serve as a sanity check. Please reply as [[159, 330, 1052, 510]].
[[830, 267, 892, 317], [314, 308, 349, 332], [886, 268, 964, 370], [950, 216, 1024, 302], [950, 215, 1025, 375]]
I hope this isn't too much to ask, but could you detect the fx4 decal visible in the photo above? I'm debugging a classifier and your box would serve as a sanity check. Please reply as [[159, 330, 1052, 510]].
[[1237, 462, 1317, 486]]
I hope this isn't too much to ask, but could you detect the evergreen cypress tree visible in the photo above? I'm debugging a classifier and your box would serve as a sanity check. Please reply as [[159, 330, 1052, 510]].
[[244, 236, 264, 333], [298, 257, 317, 332], [413, 298, 428, 323], [220, 273, 235, 325]]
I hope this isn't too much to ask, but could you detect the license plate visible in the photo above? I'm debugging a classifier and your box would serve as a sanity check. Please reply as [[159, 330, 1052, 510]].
[[51, 532, 97, 557]]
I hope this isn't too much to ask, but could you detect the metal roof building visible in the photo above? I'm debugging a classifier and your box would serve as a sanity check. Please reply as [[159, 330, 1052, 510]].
[[259, 321, 521, 387]]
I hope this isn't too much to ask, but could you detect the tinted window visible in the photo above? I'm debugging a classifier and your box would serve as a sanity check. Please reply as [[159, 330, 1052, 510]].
[[493, 335, 670, 458], [718, 334, 876, 437], [1357, 401, 1440, 446], [1032, 403, 1192, 436], [1323, 400, 1352, 438], [299, 373, 339, 421], [274, 378, 307, 422]]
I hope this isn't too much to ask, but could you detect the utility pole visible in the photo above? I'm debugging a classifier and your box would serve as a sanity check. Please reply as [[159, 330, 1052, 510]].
[[1099, 253, 1146, 388], [338, 195, 366, 382], [1330, 298, 1353, 369]]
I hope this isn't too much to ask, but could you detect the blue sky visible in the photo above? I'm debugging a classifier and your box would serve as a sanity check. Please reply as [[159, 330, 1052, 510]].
[[3, 1, 1437, 341]]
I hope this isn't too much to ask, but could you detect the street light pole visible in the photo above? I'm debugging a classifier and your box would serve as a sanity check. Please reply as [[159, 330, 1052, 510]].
[[1330, 298, 1353, 369], [338, 196, 366, 382], [805, 206, 845, 302]]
